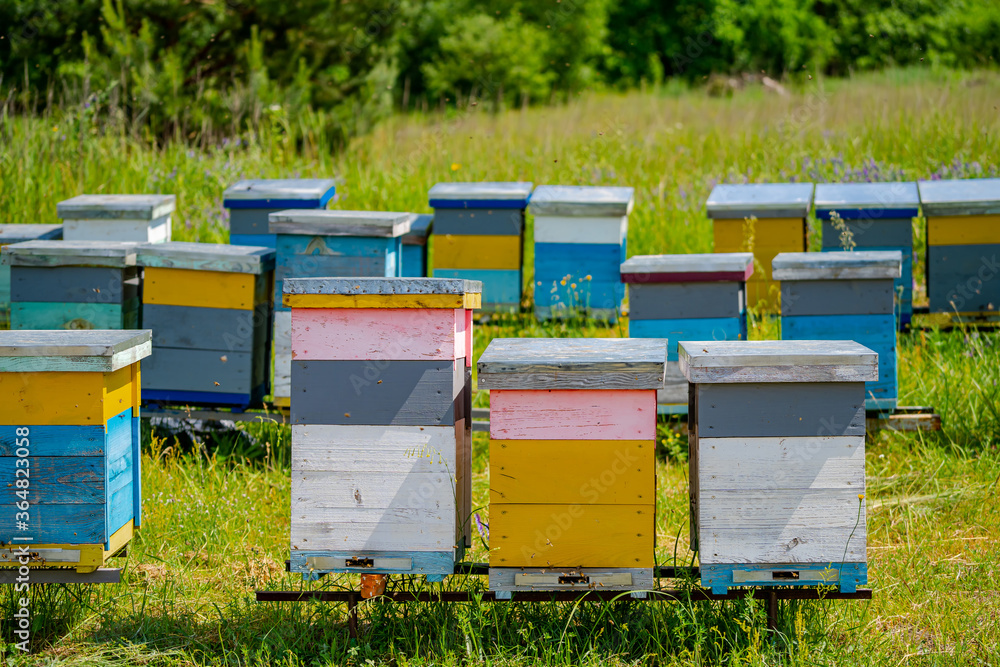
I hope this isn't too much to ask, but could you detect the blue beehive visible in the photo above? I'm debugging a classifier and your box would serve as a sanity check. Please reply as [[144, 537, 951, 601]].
[[0, 224, 63, 327], [402, 214, 433, 278], [814, 182, 918, 329], [224, 179, 337, 250]]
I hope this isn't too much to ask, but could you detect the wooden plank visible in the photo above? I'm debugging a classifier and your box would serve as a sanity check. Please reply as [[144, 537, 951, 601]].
[[0, 568, 121, 584], [273, 310, 292, 401], [401, 243, 428, 278], [533, 216, 628, 245], [2, 240, 137, 268], [489, 390, 656, 440], [223, 178, 337, 204], [63, 216, 170, 243], [291, 424, 458, 472], [57, 194, 175, 220], [0, 224, 64, 243], [0, 456, 104, 504], [713, 218, 806, 250], [142, 304, 258, 353], [490, 439, 654, 504], [867, 409, 941, 432], [11, 301, 132, 331], [230, 208, 286, 236], [283, 276, 482, 296], [489, 567, 653, 592], [293, 470, 456, 516], [403, 214, 433, 245], [772, 251, 902, 281], [630, 317, 744, 361], [695, 382, 866, 438], [477, 338, 667, 390], [433, 234, 521, 270], [0, 504, 106, 544], [11, 266, 130, 304], [428, 181, 533, 207], [706, 183, 814, 219], [678, 340, 878, 384], [430, 209, 522, 236], [927, 244, 1000, 313], [431, 269, 521, 307], [290, 506, 456, 552], [144, 267, 257, 310], [657, 361, 688, 405], [229, 233, 275, 250], [291, 307, 466, 361], [621, 253, 753, 283], [0, 424, 108, 457], [629, 282, 744, 320], [918, 178, 1000, 217], [143, 347, 253, 395], [290, 551, 454, 576], [697, 436, 864, 491], [928, 215, 1000, 246], [529, 186, 634, 217], [489, 503, 654, 567], [820, 219, 913, 249], [0, 331, 150, 372], [136, 241, 274, 274], [285, 292, 480, 310], [813, 181, 919, 216], [780, 279, 896, 316], [698, 489, 866, 564], [290, 359, 464, 426], [269, 210, 412, 237]]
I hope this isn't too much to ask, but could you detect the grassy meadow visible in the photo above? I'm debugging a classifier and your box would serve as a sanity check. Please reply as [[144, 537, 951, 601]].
[[2, 68, 1000, 665]]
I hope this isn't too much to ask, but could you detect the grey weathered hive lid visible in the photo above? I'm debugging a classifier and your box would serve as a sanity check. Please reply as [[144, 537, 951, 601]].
[[57, 194, 176, 221], [678, 340, 878, 384], [0, 330, 151, 372], [1, 240, 137, 268], [772, 251, 902, 281], [706, 183, 814, 219], [429, 182, 534, 209], [0, 224, 63, 244], [268, 210, 412, 237], [620, 253, 754, 284], [136, 241, 275, 274], [223, 179, 337, 207], [283, 277, 482, 296], [529, 185, 635, 217], [918, 178, 1000, 216], [813, 182, 919, 220], [477, 337, 667, 390]]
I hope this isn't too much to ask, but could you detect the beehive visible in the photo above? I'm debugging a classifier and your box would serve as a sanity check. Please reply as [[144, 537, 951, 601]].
[[284, 277, 480, 581], [680, 340, 874, 594], [136, 242, 275, 409], [0, 225, 63, 326], [268, 210, 412, 408], [3, 241, 139, 331], [57, 195, 175, 243], [0, 330, 150, 573], [621, 253, 753, 415], [531, 186, 634, 321], [428, 182, 532, 311], [917, 178, 1000, 319], [706, 183, 814, 310], [774, 251, 902, 412], [402, 214, 433, 277], [478, 338, 666, 595], [814, 182, 918, 328], [224, 179, 337, 250]]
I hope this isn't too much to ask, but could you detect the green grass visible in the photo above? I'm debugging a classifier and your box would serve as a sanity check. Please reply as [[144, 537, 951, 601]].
[[2, 67, 1000, 665]]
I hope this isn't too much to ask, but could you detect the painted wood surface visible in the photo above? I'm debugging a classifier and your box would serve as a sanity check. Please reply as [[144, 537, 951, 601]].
[[11, 266, 135, 304], [629, 282, 744, 320], [477, 338, 667, 390], [529, 186, 634, 217], [290, 551, 456, 576], [143, 347, 253, 395], [291, 308, 467, 361], [269, 210, 412, 238], [489, 567, 654, 592], [657, 361, 689, 406], [678, 340, 878, 384], [2, 240, 137, 268], [695, 382, 866, 437], [706, 183, 814, 219], [273, 310, 292, 401], [0, 424, 106, 457], [433, 234, 521, 269], [223, 178, 337, 205], [57, 194, 175, 220], [0, 331, 150, 373], [534, 241, 626, 313], [779, 279, 896, 316], [533, 216, 628, 245], [0, 367, 135, 425], [144, 267, 257, 310], [697, 436, 864, 490], [292, 424, 459, 472], [63, 216, 171, 243], [813, 181, 919, 216], [772, 251, 902, 281], [401, 243, 428, 278], [142, 304, 258, 353], [0, 224, 64, 243], [713, 218, 806, 250], [489, 390, 656, 440], [274, 235, 400, 284], [291, 506, 456, 552], [285, 292, 481, 310], [629, 317, 744, 361], [620, 253, 754, 283], [283, 276, 481, 296], [136, 241, 274, 274], [229, 233, 275, 251], [0, 457, 104, 503], [927, 215, 1000, 246], [290, 359, 465, 426], [701, 562, 867, 595], [0, 504, 106, 544], [229, 208, 287, 236], [428, 182, 533, 207], [927, 244, 1000, 313], [820, 218, 913, 248], [918, 177, 1000, 217], [403, 214, 433, 246], [431, 269, 521, 307], [489, 439, 654, 504], [11, 300, 138, 331], [430, 209, 523, 236], [489, 503, 654, 567]]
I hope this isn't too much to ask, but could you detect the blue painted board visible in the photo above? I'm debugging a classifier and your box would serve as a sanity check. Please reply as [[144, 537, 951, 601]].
[[701, 562, 867, 595], [0, 504, 106, 544], [106, 481, 134, 548], [290, 550, 455, 579], [11, 300, 137, 330], [630, 316, 746, 361], [534, 241, 626, 314], [131, 416, 141, 527], [230, 233, 276, 250], [224, 195, 335, 209], [0, 424, 107, 457], [402, 243, 428, 277], [927, 244, 1000, 313], [432, 268, 521, 306], [274, 234, 401, 305], [0, 457, 104, 503], [142, 387, 263, 408]]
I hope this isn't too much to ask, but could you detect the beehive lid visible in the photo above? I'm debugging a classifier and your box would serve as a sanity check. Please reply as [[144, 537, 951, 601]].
[[706, 183, 814, 219], [136, 241, 275, 274], [223, 179, 337, 208], [0, 224, 63, 244], [477, 338, 667, 390], [528, 185, 635, 217], [772, 251, 902, 281], [679, 340, 878, 384], [918, 178, 1000, 216], [0, 330, 151, 372], [429, 182, 533, 209], [1, 240, 137, 268], [813, 182, 919, 219], [620, 252, 754, 284], [402, 214, 433, 245], [57, 194, 176, 221], [283, 277, 481, 309], [268, 210, 412, 237]]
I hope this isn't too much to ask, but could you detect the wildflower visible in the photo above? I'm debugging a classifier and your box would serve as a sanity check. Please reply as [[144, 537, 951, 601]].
[[858, 493, 865, 500], [451, 163, 461, 171]]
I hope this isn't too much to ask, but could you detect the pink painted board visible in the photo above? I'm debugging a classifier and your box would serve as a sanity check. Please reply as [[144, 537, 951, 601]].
[[465, 308, 473, 367], [489, 390, 657, 440], [291, 308, 467, 360]]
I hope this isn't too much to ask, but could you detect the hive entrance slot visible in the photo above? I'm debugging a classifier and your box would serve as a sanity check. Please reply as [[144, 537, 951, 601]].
[[558, 575, 590, 585], [772, 571, 799, 581], [345, 558, 374, 568]]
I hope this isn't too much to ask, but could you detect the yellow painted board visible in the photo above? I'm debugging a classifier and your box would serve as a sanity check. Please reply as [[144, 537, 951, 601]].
[[0, 366, 135, 425], [434, 234, 521, 270], [271, 396, 291, 408], [714, 217, 805, 251], [746, 279, 782, 310], [489, 503, 654, 567], [490, 440, 654, 505], [927, 215, 1000, 246], [144, 267, 257, 310], [284, 292, 481, 310], [0, 520, 133, 573]]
